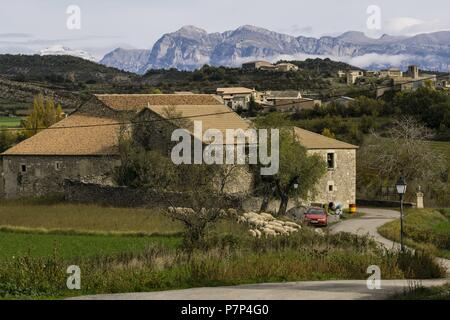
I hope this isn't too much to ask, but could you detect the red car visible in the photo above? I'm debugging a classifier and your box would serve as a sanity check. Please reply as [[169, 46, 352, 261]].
[[303, 207, 328, 227]]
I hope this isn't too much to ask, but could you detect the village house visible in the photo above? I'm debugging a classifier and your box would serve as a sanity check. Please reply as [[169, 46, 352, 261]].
[[242, 60, 276, 71], [241, 61, 299, 72], [274, 63, 299, 72], [0, 94, 252, 198], [216, 87, 257, 110], [262, 90, 320, 112], [346, 70, 364, 85], [294, 127, 358, 208]]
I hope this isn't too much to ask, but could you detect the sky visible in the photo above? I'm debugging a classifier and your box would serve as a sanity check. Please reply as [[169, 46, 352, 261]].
[[0, 0, 449, 59]]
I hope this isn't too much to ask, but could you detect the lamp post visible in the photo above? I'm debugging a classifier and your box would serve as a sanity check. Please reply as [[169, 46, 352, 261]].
[[396, 176, 407, 252]]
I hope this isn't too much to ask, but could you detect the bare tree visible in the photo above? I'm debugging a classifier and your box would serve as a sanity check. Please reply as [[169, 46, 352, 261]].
[[358, 116, 448, 203]]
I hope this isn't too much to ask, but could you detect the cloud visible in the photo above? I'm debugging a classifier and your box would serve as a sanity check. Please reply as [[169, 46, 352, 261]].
[[0, 33, 33, 39], [384, 17, 443, 36], [278, 25, 314, 36], [346, 53, 412, 69]]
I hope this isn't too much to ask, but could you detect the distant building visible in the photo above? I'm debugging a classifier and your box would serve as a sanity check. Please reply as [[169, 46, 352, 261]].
[[262, 91, 320, 112], [377, 65, 437, 97], [242, 61, 299, 72], [216, 87, 256, 110], [379, 68, 403, 78], [275, 63, 299, 72], [346, 70, 364, 85], [242, 61, 276, 71], [337, 70, 346, 78]]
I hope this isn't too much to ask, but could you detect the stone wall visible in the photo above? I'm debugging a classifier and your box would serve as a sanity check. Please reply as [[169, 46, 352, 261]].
[[63, 180, 244, 208], [307, 149, 357, 208], [1, 155, 120, 199]]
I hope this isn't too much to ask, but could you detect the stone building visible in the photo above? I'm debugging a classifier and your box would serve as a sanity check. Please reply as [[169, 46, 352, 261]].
[[1, 94, 254, 198], [294, 127, 358, 208], [216, 87, 256, 110], [262, 90, 320, 112]]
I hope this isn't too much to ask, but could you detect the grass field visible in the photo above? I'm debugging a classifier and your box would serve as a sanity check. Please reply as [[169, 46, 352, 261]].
[[0, 202, 446, 299], [0, 232, 180, 260], [0, 116, 22, 127], [378, 208, 450, 259], [0, 202, 183, 235]]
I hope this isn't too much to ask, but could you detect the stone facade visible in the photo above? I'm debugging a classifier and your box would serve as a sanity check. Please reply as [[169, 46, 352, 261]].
[[307, 149, 357, 208], [1, 155, 120, 199]]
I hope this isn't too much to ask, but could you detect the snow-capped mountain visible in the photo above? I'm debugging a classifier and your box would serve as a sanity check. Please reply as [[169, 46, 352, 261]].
[[100, 25, 450, 73], [100, 48, 151, 74], [39, 45, 98, 62]]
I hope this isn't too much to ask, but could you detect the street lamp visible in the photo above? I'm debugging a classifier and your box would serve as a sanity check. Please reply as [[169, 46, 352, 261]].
[[396, 176, 407, 252]]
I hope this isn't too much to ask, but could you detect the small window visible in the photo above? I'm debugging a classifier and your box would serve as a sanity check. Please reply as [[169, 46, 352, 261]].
[[55, 161, 62, 171], [327, 153, 335, 169], [20, 164, 27, 173], [327, 181, 335, 192]]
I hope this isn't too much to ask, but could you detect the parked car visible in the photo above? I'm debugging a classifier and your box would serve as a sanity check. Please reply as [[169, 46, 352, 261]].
[[303, 207, 328, 227]]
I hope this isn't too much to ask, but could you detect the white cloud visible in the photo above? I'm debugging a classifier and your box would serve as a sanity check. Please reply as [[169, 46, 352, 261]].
[[384, 17, 442, 36]]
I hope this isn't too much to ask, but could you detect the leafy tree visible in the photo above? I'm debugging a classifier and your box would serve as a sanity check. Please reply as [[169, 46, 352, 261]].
[[22, 94, 65, 137], [321, 128, 335, 139], [256, 129, 326, 215], [0, 129, 16, 153]]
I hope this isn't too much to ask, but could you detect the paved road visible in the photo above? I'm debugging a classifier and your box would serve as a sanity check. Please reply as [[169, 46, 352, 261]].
[[330, 207, 450, 273], [72, 279, 449, 300]]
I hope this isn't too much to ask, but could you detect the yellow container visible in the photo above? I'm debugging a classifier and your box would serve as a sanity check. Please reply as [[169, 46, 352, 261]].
[[349, 204, 357, 214]]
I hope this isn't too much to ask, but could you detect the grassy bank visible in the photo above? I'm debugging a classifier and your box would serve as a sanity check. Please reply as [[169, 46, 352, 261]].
[[390, 283, 450, 300], [378, 209, 450, 259]]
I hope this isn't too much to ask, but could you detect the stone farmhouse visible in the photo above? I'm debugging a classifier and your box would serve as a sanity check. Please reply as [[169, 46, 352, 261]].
[[1, 94, 358, 208], [294, 127, 358, 208], [0, 94, 251, 198]]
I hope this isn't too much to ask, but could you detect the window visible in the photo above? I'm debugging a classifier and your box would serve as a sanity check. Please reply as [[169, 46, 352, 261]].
[[20, 164, 27, 173], [327, 181, 335, 193], [55, 161, 62, 171], [327, 153, 335, 169]]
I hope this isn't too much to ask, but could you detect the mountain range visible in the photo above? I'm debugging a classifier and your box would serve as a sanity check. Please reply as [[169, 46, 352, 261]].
[[98, 25, 450, 74]]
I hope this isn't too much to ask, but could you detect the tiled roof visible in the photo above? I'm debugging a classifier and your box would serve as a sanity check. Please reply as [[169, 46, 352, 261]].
[[2, 114, 120, 156], [266, 90, 302, 99], [294, 127, 358, 150], [146, 104, 251, 136], [216, 87, 254, 94], [95, 94, 222, 111]]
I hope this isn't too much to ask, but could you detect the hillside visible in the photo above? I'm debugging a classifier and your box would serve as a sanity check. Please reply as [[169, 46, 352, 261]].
[[0, 55, 359, 105], [0, 55, 138, 89]]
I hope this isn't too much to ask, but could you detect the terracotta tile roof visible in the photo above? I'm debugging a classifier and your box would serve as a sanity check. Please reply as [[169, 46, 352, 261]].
[[294, 127, 358, 150], [147, 105, 251, 136], [2, 114, 120, 156], [216, 87, 254, 95], [95, 94, 222, 111]]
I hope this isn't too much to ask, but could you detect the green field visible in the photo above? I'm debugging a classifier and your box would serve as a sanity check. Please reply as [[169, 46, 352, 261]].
[[378, 208, 450, 259], [0, 232, 180, 260], [0, 202, 183, 235], [0, 202, 446, 299], [0, 116, 22, 128]]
